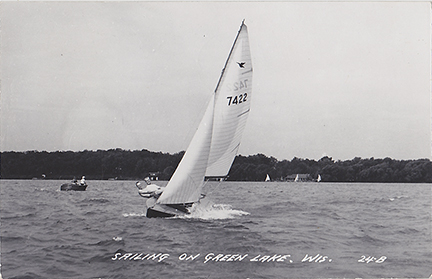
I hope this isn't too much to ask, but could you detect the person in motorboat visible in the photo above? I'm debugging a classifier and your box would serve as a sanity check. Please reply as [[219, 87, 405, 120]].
[[80, 176, 87, 185], [136, 177, 165, 198]]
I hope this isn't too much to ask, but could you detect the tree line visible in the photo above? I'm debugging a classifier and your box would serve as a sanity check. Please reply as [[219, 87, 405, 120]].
[[1, 149, 431, 183]]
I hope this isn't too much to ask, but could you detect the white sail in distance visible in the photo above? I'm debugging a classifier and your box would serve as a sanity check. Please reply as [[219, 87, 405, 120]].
[[157, 21, 252, 205]]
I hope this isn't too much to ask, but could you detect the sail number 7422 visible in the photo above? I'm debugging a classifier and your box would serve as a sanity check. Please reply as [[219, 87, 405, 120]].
[[227, 93, 247, 106]]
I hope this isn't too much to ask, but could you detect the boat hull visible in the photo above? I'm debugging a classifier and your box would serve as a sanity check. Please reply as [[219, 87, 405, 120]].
[[60, 183, 87, 191], [146, 201, 192, 218], [147, 207, 177, 218]]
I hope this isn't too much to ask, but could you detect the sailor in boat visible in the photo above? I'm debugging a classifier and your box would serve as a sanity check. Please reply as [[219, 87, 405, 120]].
[[80, 176, 87, 186], [136, 177, 165, 198]]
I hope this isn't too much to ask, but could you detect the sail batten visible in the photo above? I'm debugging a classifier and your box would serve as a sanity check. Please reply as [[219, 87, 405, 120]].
[[155, 21, 252, 205], [242, 69, 253, 75], [237, 109, 250, 117]]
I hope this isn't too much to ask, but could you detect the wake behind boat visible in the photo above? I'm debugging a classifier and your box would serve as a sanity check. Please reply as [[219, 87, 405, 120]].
[[136, 21, 253, 218]]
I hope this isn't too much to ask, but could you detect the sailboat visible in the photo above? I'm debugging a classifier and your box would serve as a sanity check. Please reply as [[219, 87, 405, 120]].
[[141, 21, 253, 218], [265, 174, 271, 182], [317, 174, 322, 182], [294, 174, 299, 182]]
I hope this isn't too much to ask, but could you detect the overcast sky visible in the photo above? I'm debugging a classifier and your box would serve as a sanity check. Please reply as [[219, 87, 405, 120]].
[[1, 1, 430, 161]]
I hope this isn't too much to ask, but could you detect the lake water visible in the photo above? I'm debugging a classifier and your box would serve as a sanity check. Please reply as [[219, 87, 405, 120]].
[[1, 180, 431, 279]]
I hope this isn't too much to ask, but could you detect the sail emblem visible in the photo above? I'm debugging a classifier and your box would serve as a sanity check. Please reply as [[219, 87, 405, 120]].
[[237, 62, 246, 68]]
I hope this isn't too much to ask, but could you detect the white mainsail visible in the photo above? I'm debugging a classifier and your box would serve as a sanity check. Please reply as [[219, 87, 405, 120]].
[[157, 21, 252, 205], [265, 174, 271, 182], [205, 23, 253, 178]]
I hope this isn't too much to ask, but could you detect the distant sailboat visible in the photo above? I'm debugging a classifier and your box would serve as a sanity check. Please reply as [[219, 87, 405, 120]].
[[294, 174, 299, 182], [138, 21, 253, 218], [317, 174, 322, 182], [265, 174, 271, 182]]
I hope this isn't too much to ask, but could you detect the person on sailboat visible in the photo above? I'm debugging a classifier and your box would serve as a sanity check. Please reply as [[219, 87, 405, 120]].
[[136, 177, 165, 198]]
